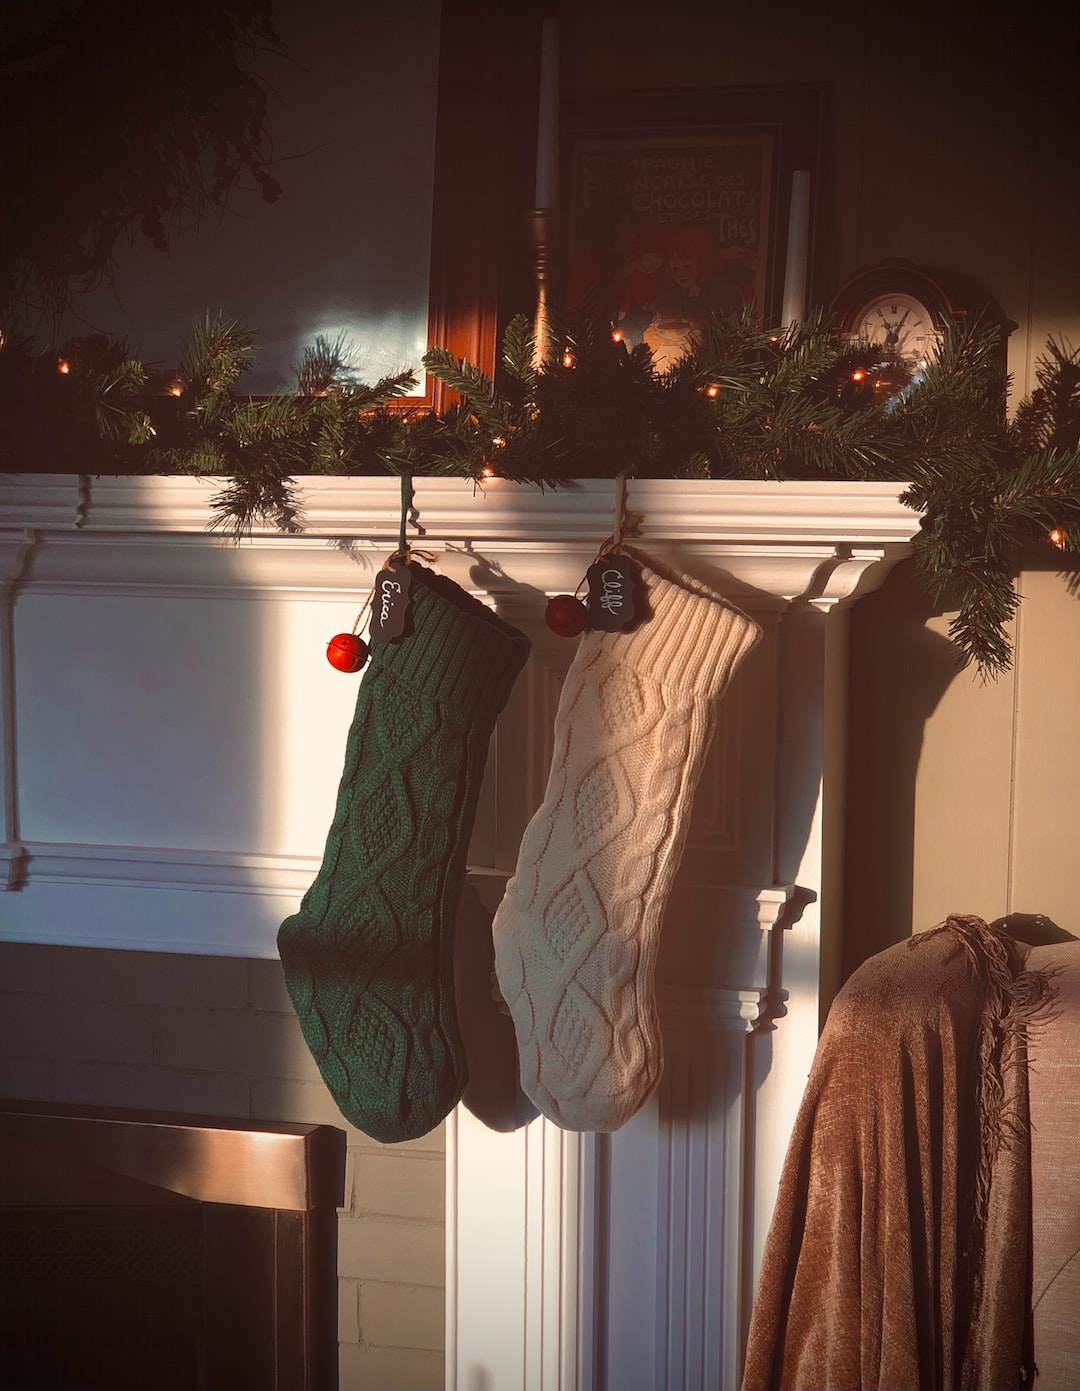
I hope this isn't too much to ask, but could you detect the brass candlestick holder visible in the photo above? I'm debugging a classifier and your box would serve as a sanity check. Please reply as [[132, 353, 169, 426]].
[[529, 207, 560, 371]]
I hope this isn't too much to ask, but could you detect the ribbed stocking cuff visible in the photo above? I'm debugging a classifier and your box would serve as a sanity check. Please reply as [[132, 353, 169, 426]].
[[609, 548, 761, 701], [374, 564, 531, 717]]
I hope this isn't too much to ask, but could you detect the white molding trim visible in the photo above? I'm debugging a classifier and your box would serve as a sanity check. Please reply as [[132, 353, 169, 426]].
[[9, 842, 512, 904], [653, 1015, 749, 1391], [655, 983, 771, 1033], [0, 851, 520, 959], [1, 531, 36, 887], [756, 884, 795, 931], [0, 476, 918, 615], [0, 842, 26, 890], [0, 473, 919, 546], [446, 1109, 600, 1391], [16, 841, 319, 894]]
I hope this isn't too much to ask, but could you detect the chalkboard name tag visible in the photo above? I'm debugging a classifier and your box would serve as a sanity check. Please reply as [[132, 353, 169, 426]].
[[369, 557, 413, 642], [586, 553, 642, 632]]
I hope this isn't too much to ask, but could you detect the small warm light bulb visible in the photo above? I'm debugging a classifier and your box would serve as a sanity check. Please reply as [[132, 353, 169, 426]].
[[490, 435, 506, 448], [168, 383, 183, 397], [706, 384, 720, 398], [481, 465, 495, 479], [1049, 527, 1066, 550], [851, 369, 866, 382], [57, 359, 71, 374], [562, 350, 575, 368], [611, 328, 623, 343]]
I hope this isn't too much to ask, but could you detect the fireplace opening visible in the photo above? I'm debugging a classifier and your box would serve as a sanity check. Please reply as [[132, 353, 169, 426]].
[[0, 1101, 346, 1391]]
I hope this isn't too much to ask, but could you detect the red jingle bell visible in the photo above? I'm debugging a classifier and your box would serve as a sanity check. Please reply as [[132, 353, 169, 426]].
[[326, 632, 369, 673], [545, 594, 589, 638]]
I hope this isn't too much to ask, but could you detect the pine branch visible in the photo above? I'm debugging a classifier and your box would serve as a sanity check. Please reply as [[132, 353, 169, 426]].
[[10, 304, 1080, 677], [207, 473, 304, 539], [179, 313, 256, 397], [1011, 338, 1080, 452], [501, 314, 538, 396], [423, 348, 502, 417], [90, 358, 148, 442], [346, 370, 420, 412], [295, 334, 356, 396], [944, 565, 1020, 676]]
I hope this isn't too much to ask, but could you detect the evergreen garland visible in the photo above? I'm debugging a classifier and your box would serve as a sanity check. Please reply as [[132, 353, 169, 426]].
[[3, 307, 1079, 678]]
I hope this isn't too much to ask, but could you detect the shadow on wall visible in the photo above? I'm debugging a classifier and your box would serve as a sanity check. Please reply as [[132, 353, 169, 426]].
[[842, 557, 965, 979]]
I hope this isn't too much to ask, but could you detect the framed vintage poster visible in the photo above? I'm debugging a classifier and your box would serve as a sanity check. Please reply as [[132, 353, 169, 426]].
[[562, 85, 826, 367]]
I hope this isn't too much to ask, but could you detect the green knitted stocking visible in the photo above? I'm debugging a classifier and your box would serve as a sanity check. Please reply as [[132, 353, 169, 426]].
[[278, 566, 530, 1143]]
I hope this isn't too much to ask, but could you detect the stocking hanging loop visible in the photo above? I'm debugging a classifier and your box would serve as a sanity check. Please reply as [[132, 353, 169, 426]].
[[389, 472, 433, 566], [394, 471, 413, 562], [613, 469, 629, 551], [600, 469, 644, 559]]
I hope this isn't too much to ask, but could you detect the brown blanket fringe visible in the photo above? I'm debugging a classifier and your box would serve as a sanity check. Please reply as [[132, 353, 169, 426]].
[[911, 914, 1060, 1388]]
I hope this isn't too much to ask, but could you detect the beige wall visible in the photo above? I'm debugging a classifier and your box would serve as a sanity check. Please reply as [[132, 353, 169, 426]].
[[911, 556, 1080, 942], [845, 549, 1080, 973], [0, 941, 445, 1391]]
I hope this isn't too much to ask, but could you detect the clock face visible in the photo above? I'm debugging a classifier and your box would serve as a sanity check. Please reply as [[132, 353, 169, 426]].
[[853, 293, 941, 367]]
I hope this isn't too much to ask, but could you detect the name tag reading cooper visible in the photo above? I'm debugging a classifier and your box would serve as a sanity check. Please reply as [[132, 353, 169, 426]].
[[369, 557, 413, 642], [586, 553, 642, 632]]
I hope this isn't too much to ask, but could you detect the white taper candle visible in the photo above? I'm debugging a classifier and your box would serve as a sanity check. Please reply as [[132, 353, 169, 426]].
[[780, 169, 811, 326], [535, 18, 560, 209]]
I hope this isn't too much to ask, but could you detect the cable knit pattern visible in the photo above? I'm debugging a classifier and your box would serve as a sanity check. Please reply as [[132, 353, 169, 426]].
[[492, 553, 761, 1132], [278, 566, 530, 1144]]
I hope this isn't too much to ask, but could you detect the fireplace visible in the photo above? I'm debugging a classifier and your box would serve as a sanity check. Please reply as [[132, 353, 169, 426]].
[[0, 473, 918, 1389], [0, 1101, 345, 1391]]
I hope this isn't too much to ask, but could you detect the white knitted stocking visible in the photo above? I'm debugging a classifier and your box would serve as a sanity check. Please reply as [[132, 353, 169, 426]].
[[492, 554, 761, 1132]]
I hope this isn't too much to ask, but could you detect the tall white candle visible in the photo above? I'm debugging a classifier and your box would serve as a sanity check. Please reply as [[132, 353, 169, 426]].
[[535, 17, 560, 209], [780, 169, 811, 326]]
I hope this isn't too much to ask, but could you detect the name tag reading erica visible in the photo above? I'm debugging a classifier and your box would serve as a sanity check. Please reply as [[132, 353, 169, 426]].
[[586, 553, 642, 632], [369, 557, 413, 642]]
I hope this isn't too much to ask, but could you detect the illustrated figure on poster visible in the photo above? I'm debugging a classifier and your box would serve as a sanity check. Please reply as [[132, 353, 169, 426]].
[[567, 214, 665, 343], [611, 217, 665, 341], [643, 223, 753, 369]]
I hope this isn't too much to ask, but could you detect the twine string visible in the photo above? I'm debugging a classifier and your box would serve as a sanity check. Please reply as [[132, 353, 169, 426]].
[[576, 471, 642, 597], [397, 472, 413, 560], [349, 471, 431, 632], [613, 469, 628, 550], [351, 592, 374, 636], [598, 469, 641, 559]]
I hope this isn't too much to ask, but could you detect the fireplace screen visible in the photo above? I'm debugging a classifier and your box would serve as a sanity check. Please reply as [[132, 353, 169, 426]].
[[0, 1101, 345, 1391]]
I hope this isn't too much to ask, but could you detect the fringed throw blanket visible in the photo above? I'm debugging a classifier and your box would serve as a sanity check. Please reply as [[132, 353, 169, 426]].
[[742, 916, 1056, 1391]]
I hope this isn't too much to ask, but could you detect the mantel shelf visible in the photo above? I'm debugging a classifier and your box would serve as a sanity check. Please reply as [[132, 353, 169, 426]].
[[1, 473, 918, 544], [1, 475, 920, 613]]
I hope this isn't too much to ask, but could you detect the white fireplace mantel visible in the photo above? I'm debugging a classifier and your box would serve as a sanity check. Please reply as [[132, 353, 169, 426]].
[[1, 473, 915, 940], [1, 472, 918, 1391]]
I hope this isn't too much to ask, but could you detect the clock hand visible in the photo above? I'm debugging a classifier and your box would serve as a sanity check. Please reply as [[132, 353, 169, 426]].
[[884, 310, 910, 348]]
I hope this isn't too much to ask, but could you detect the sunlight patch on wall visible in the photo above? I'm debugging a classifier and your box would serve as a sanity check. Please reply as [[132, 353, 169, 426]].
[[259, 579, 384, 863], [295, 313, 432, 396]]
